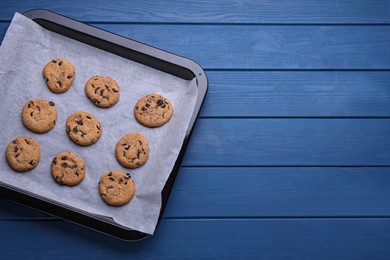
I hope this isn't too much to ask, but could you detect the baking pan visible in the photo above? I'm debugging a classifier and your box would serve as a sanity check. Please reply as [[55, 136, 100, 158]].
[[0, 9, 207, 241]]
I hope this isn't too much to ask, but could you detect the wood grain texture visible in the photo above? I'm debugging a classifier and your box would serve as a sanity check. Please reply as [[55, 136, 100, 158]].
[[0, 0, 389, 24], [92, 23, 390, 69], [1, 23, 390, 69], [202, 71, 390, 117], [2, 167, 390, 219], [183, 118, 390, 166], [0, 219, 389, 259]]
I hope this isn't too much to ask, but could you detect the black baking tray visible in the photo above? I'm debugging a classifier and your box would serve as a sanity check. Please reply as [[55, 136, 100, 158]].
[[0, 9, 207, 241]]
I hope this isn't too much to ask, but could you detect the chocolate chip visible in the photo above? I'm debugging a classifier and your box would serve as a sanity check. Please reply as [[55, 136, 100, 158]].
[[119, 178, 123, 184], [61, 162, 68, 168], [49, 101, 55, 106], [75, 172, 79, 177], [57, 81, 62, 87], [105, 84, 109, 90], [100, 89, 104, 96], [96, 125, 101, 131], [157, 100, 164, 106], [126, 173, 131, 178], [29, 160, 35, 165], [138, 140, 143, 145], [67, 75, 72, 79], [161, 104, 166, 108], [52, 158, 57, 165], [53, 120, 56, 125], [112, 88, 118, 93], [108, 172, 113, 176], [86, 116, 91, 119], [145, 103, 150, 108], [124, 145, 130, 150], [141, 107, 147, 111], [137, 151, 142, 159], [151, 95, 155, 98], [52, 60, 57, 63], [61, 156, 68, 160], [72, 127, 78, 133], [76, 120, 83, 126], [109, 177, 115, 181], [13, 146, 18, 153], [30, 112, 33, 117], [24, 139, 31, 145], [135, 106, 138, 110], [46, 77, 49, 82], [12, 140, 17, 144], [58, 61, 63, 66]]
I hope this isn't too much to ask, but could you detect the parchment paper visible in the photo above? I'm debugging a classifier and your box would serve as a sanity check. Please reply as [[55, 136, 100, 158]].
[[0, 13, 197, 235]]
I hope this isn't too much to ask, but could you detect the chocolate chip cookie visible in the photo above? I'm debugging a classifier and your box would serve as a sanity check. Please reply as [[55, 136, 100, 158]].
[[134, 94, 173, 127], [21, 99, 57, 133], [51, 151, 86, 186], [43, 58, 75, 94], [115, 132, 149, 169], [5, 136, 40, 172], [99, 170, 135, 206], [66, 112, 102, 146], [85, 76, 120, 108]]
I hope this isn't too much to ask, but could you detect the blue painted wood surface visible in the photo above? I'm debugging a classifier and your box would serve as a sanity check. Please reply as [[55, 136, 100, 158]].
[[1, 0, 390, 258]]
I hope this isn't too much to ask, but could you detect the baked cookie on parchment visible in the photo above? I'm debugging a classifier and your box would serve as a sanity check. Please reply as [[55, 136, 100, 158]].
[[98, 170, 135, 206], [115, 132, 149, 169], [51, 151, 86, 186], [85, 75, 120, 108], [21, 99, 57, 133], [43, 58, 75, 94], [134, 94, 173, 127], [66, 111, 102, 146], [5, 136, 40, 172]]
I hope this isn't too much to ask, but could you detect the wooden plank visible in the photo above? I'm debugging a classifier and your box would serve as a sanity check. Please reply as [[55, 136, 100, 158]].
[[0, 219, 390, 258], [183, 118, 390, 166], [2, 23, 390, 69], [2, 167, 390, 219], [92, 24, 390, 69], [202, 71, 390, 117], [0, 0, 389, 24]]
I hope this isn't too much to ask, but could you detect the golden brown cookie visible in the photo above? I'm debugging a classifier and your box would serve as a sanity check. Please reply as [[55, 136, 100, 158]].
[[51, 152, 86, 186], [115, 132, 149, 169], [66, 112, 102, 146], [85, 76, 120, 108], [5, 136, 40, 172], [21, 99, 57, 133], [43, 58, 75, 94], [99, 170, 135, 206], [134, 94, 173, 127]]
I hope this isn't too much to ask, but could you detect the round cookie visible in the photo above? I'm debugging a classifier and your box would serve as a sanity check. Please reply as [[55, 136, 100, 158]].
[[85, 76, 120, 108], [134, 94, 173, 127], [66, 112, 102, 146], [115, 132, 149, 169], [98, 170, 135, 206], [21, 99, 57, 133], [5, 136, 40, 172], [51, 151, 85, 186], [43, 58, 75, 94]]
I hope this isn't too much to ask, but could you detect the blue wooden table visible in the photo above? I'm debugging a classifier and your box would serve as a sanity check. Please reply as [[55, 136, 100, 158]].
[[1, 1, 390, 258]]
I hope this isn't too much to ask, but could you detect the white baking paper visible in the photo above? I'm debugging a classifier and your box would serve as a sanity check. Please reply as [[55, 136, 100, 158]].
[[0, 13, 197, 235]]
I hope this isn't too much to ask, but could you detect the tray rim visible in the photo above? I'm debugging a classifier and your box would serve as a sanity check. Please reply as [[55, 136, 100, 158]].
[[0, 9, 208, 242]]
